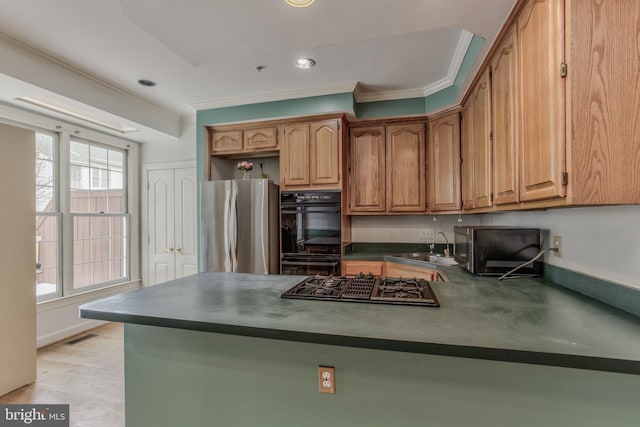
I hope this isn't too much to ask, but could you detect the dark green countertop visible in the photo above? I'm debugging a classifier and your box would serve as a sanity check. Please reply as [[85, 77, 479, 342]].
[[80, 270, 640, 375]]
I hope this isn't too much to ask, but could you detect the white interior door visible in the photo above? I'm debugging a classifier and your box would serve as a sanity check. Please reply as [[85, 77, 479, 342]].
[[147, 166, 197, 285], [147, 169, 175, 285], [174, 167, 197, 278]]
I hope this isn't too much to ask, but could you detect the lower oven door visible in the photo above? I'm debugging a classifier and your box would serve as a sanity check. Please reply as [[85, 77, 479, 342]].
[[281, 258, 340, 276]]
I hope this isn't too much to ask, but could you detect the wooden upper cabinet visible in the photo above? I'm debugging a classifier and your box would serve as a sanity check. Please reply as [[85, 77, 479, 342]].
[[386, 123, 426, 212], [210, 130, 242, 153], [517, 0, 566, 202], [281, 123, 310, 187], [349, 126, 386, 213], [209, 126, 277, 156], [460, 101, 475, 210], [491, 24, 519, 206], [310, 120, 340, 186], [568, 0, 640, 205], [472, 69, 493, 209], [244, 127, 277, 151], [428, 112, 461, 212], [280, 117, 343, 190]]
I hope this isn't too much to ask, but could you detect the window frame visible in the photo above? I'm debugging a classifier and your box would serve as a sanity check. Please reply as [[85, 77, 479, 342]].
[[35, 131, 62, 303], [2, 110, 140, 304], [65, 137, 131, 295]]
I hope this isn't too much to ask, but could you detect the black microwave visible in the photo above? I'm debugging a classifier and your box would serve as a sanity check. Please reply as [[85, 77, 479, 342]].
[[453, 226, 543, 276]]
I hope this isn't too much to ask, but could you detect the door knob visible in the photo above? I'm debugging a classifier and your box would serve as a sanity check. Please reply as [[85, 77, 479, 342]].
[[164, 247, 174, 253], [175, 247, 182, 253]]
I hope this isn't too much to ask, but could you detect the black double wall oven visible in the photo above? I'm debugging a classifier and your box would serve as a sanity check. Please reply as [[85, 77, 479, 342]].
[[280, 191, 341, 276]]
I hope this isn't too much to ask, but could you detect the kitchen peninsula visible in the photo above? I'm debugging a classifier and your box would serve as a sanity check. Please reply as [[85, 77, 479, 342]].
[[80, 270, 640, 427]]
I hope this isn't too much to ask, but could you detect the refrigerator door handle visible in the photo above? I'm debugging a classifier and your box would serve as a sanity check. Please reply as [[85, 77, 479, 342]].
[[223, 183, 232, 272], [258, 183, 268, 273], [228, 180, 239, 272]]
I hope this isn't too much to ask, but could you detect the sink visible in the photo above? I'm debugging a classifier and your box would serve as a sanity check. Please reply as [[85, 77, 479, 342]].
[[391, 252, 458, 266], [429, 255, 458, 266]]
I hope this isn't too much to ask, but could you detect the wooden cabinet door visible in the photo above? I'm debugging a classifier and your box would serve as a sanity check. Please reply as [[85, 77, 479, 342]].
[[517, 0, 566, 202], [386, 123, 426, 212], [428, 112, 461, 212], [460, 101, 475, 210], [385, 262, 437, 282], [472, 69, 493, 209], [491, 25, 520, 206], [244, 127, 277, 150], [342, 260, 385, 277], [349, 126, 386, 213], [310, 120, 340, 186], [281, 123, 310, 187], [210, 130, 242, 153], [569, 0, 640, 205]]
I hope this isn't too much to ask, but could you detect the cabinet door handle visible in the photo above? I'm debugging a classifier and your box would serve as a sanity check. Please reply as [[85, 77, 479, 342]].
[[175, 247, 182, 253], [164, 247, 174, 253]]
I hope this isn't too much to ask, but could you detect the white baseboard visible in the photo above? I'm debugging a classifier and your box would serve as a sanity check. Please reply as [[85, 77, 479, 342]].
[[36, 280, 139, 348], [37, 319, 107, 348]]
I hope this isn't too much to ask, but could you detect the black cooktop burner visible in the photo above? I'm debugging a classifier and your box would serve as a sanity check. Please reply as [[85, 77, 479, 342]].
[[285, 275, 346, 299], [370, 277, 437, 305], [281, 274, 439, 307]]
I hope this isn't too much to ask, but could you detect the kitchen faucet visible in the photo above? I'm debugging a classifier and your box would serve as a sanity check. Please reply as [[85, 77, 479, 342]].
[[431, 232, 450, 257]]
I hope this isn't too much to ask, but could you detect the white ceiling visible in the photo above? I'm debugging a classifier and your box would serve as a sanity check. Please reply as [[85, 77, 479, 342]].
[[0, 0, 516, 142]]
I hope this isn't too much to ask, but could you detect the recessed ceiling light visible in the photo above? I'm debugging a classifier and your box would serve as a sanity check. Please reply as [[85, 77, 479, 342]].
[[138, 79, 156, 87], [285, 0, 315, 7], [294, 58, 316, 69]]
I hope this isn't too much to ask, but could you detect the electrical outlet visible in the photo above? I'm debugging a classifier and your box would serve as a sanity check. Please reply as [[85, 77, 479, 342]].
[[318, 366, 335, 394], [419, 228, 435, 241], [553, 235, 562, 257]]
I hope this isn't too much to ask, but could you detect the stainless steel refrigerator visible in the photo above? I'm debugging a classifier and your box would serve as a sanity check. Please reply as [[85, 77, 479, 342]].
[[200, 179, 279, 274]]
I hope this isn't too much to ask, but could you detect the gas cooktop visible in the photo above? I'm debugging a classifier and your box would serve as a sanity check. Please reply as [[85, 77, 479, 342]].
[[281, 273, 439, 307]]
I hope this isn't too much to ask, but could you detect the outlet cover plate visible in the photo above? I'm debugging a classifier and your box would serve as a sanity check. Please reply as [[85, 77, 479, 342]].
[[553, 235, 562, 257], [318, 366, 335, 394]]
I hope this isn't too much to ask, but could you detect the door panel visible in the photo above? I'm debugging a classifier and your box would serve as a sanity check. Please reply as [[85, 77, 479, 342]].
[[349, 126, 386, 212], [460, 102, 475, 210], [200, 181, 231, 273], [428, 113, 461, 211], [310, 120, 340, 185], [472, 69, 493, 208], [148, 169, 175, 285], [234, 180, 269, 274], [386, 123, 426, 212], [174, 167, 197, 278], [518, 0, 566, 201], [282, 124, 310, 186], [491, 25, 520, 205], [148, 166, 198, 285]]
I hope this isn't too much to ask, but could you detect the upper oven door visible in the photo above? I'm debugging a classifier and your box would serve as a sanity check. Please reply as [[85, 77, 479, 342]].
[[281, 192, 341, 254]]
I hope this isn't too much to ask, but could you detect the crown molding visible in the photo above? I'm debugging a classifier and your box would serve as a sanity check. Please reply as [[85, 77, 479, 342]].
[[191, 82, 358, 111], [354, 86, 427, 103], [181, 31, 474, 109], [445, 31, 474, 89], [354, 30, 473, 104]]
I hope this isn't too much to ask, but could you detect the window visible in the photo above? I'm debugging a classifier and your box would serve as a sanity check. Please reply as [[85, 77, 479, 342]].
[[70, 139, 128, 290], [35, 132, 131, 302]]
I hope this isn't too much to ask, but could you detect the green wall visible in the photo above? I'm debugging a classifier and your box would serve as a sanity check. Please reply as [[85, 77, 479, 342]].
[[125, 324, 640, 427]]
